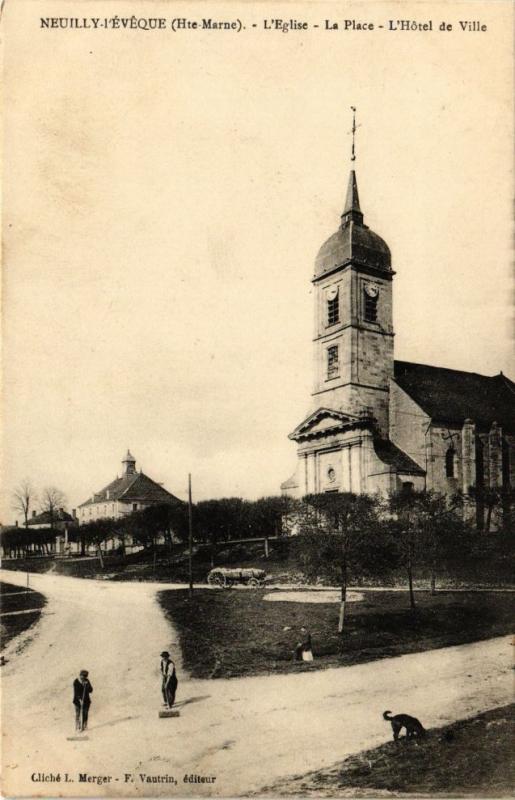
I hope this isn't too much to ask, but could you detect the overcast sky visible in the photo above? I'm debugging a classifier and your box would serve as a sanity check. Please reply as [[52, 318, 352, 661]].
[[2, 0, 513, 522]]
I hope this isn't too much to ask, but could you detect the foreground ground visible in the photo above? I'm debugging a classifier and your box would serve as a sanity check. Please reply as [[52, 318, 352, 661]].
[[158, 587, 515, 678], [0, 580, 46, 649], [1, 568, 513, 798], [260, 704, 515, 797]]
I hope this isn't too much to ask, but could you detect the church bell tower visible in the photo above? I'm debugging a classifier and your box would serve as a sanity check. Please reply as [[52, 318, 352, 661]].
[[312, 169, 394, 435], [281, 124, 400, 499]]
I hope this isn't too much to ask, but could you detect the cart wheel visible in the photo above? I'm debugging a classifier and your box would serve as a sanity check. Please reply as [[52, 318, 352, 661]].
[[248, 577, 259, 587]]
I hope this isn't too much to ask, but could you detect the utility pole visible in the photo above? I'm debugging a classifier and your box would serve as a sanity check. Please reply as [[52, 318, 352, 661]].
[[188, 473, 193, 599]]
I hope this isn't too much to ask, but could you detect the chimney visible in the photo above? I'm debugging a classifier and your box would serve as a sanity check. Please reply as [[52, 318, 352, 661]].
[[32, 510, 37, 518], [72, 508, 77, 519], [15, 520, 19, 527]]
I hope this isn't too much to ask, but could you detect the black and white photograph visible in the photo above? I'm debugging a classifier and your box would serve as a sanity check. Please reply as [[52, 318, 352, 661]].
[[1, 0, 514, 796]]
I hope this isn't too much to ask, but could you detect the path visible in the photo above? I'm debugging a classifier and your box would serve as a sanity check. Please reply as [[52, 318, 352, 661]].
[[1, 569, 512, 797]]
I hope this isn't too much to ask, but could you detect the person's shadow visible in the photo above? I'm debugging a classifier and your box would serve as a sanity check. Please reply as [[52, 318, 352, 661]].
[[174, 695, 211, 709], [88, 715, 140, 731]]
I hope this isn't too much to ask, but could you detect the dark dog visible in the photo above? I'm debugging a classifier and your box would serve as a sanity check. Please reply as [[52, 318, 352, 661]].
[[383, 710, 426, 740]]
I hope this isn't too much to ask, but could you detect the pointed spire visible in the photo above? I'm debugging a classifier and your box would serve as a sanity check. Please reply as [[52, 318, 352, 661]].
[[344, 170, 361, 213], [341, 170, 364, 226]]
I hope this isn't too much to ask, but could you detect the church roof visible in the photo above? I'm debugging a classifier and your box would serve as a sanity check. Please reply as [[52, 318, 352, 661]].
[[280, 473, 299, 491], [394, 361, 515, 433], [78, 471, 180, 508], [314, 170, 391, 279], [374, 440, 425, 476]]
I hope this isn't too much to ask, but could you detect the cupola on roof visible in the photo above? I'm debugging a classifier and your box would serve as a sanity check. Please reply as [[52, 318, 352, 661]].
[[122, 449, 137, 475], [314, 170, 391, 279]]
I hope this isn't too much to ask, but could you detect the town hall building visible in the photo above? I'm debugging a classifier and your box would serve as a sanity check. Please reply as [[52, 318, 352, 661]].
[[77, 450, 180, 524], [281, 170, 514, 528]]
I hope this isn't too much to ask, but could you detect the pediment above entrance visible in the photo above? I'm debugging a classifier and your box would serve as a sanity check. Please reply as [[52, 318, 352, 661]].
[[289, 407, 368, 442]]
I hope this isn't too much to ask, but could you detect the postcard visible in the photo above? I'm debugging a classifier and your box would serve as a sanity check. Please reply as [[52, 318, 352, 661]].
[[1, 0, 513, 797]]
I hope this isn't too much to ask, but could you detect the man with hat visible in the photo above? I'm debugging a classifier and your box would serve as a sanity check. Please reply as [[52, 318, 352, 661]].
[[73, 670, 93, 731], [160, 651, 178, 708]]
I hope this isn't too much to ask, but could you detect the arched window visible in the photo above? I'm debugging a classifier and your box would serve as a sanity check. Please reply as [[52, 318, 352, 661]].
[[364, 284, 379, 322], [445, 448, 456, 478], [327, 296, 339, 325]]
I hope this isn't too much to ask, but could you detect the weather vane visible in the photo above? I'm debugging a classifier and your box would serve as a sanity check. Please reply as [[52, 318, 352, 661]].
[[349, 106, 360, 162]]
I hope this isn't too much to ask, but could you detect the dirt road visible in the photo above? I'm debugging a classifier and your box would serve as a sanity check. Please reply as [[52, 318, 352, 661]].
[[1, 569, 512, 797]]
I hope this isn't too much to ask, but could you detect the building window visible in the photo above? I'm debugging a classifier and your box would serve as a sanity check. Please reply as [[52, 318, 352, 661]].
[[445, 448, 456, 478], [132, 503, 138, 512], [327, 345, 339, 379], [364, 291, 378, 322], [327, 295, 339, 325]]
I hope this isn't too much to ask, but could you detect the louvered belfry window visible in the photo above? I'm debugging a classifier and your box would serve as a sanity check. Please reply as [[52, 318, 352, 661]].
[[327, 295, 339, 325], [364, 292, 378, 322], [327, 345, 339, 379]]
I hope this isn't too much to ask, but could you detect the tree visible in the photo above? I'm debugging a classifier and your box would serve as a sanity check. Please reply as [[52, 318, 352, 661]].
[[388, 488, 467, 608], [250, 496, 301, 539], [417, 493, 470, 594], [294, 493, 382, 633], [194, 497, 252, 554], [11, 479, 37, 527], [468, 484, 514, 533], [134, 502, 188, 555], [40, 486, 67, 529], [77, 518, 116, 567], [0, 525, 54, 558]]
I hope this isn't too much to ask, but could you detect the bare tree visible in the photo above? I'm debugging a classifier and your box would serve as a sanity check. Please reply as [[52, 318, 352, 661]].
[[40, 486, 67, 529], [295, 493, 383, 633], [11, 479, 37, 527]]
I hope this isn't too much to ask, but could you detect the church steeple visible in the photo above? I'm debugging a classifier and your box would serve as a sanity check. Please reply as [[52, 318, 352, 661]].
[[341, 170, 363, 226], [310, 131, 394, 436]]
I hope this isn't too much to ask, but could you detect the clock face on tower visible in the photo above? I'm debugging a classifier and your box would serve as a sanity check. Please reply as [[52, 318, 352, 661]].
[[364, 283, 379, 298]]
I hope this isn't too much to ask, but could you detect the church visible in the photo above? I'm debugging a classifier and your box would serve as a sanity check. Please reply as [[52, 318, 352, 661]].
[[281, 169, 514, 528]]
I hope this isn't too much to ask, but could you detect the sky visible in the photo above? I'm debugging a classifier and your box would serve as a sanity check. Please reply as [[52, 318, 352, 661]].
[[2, 0, 513, 522]]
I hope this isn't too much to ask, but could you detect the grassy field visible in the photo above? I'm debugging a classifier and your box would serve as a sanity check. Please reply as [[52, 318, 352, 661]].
[[259, 704, 515, 797], [158, 588, 515, 679], [2, 538, 513, 588], [0, 581, 47, 650], [1, 545, 223, 582]]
